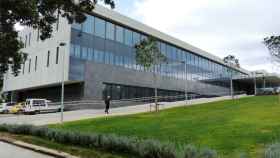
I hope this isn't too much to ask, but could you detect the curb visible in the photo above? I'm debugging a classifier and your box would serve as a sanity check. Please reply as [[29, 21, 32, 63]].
[[0, 137, 79, 158]]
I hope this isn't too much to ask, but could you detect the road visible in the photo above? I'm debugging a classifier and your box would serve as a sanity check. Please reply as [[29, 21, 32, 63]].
[[0, 141, 54, 158], [0, 96, 240, 125]]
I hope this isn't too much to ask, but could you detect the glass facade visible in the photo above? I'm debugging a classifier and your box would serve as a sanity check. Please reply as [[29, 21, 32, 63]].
[[70, 13, 248, 99], [103, 83, 184, 101]]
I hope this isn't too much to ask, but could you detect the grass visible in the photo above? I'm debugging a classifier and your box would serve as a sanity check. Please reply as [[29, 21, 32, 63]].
[[50, 95, 280, 158], [0, 132, 129, 158]]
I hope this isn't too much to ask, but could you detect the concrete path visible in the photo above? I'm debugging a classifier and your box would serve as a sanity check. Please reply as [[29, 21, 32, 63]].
[[0, 141, 54, 158], [0, 95, 250, 125]]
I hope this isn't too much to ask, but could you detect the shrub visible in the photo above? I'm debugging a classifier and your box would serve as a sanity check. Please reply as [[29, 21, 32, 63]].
[[0, 124, 217, 158], [198, 148, 217, 158], [184, 145, 198, 158], [137, 139, 177, 158], [183, 145, 217, 158], [265, 143, 280, 158], [239, 152, 249, 158]]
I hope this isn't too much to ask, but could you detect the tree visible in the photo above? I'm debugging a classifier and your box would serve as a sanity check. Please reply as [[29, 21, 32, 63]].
[[0, 0, 115, 79], [223, 55, 240, 68], [223, 55, 240, 99], [264, 36, 280, 62], [135, 36, 167, 112], [264, 35, 280, 102]]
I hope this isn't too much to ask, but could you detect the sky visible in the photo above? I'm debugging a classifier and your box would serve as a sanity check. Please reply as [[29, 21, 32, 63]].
[[112, 0, 280, 73], [15, 0, 279, 73]]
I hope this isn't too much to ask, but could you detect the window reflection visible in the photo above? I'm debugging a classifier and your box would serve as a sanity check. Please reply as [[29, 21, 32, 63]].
[[70, 13, 248, 97], [94, 17, 105, 38], [116, 25, 124, 43], [106, 22, 115, 40]]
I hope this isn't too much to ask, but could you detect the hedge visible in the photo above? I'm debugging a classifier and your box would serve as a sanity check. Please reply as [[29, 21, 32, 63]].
[[0, 124, 217, 158], [265, 143, 280, 158]]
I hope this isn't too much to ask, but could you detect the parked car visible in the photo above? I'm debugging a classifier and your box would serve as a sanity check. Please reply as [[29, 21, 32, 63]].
[[274, 87, 280, 94], [0, 102, 16, 114], [257, 88, 275, 95], [9, 102, 25, 114], [24, 99, 57, 114]]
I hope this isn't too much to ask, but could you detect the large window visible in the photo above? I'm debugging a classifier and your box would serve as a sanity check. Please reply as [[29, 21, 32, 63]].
[[103, 83, 184, 100], [105, 52, 110, 64], [109, 52, 114, 65], [171, 46, 176, 60], [166, 44, 172, 59], [160, 42, 166, 56], [106, 22, 115, 40], [88, 48, 94, 60], [83, 15, 94, 34], [124, 29, 132, 46], [116, 25, 124, 43], [95, 49, 104, 63], [115, 55, 123, 66], [82, 47, 88, 59], [94, 17, 105, 38], [75, 45, 81, 58], [104, 52, 114, 65], [132, 32, 140, 45]]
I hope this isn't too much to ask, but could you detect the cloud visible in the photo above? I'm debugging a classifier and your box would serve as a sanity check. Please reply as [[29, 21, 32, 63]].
[[127, 0, 280, 73]]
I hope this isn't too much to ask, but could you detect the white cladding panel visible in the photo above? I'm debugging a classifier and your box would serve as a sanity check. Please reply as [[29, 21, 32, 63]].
[[3, 17, 71, 92]]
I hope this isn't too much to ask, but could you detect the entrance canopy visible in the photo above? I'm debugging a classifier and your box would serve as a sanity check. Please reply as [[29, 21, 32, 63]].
[[233, 73, 280, 95], [233, 74, 280, 86]]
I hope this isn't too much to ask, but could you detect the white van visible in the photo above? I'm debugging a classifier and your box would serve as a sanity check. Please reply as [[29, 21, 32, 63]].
[[24, 99, 58, 114]]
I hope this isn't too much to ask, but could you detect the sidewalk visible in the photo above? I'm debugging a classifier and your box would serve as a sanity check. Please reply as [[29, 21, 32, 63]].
[[0, 133, 77, 158], [0, 95, 250, 125]]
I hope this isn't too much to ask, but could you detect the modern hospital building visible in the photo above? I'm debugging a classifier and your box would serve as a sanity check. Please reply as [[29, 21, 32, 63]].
[[3, 5, 280, 104]]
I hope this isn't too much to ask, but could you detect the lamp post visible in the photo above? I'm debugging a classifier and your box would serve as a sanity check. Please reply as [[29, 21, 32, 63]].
[[263, 75, 266, 89], [254, 72, 257, 95], [59, 42, 66, 124], [227, 68, 234, 99], [230, 71, 233, 99]]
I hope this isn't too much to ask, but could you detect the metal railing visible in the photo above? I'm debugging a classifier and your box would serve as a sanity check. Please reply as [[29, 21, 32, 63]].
[[48, 91, 247, 110]]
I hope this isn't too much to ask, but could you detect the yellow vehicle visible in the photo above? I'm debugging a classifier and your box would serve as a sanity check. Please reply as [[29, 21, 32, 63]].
[[9, 102, 25, 114]]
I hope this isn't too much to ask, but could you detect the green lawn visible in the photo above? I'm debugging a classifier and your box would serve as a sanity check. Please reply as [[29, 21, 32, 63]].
[[51, 95, 280, 158]]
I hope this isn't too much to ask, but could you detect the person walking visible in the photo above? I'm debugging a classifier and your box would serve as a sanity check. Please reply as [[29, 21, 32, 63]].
[[104, 96, 111, 114]]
